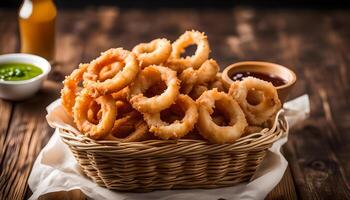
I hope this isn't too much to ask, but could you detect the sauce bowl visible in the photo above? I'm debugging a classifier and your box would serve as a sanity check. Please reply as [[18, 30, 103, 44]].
[[222, 61, 297, 103], [0, 53, 51, 100]]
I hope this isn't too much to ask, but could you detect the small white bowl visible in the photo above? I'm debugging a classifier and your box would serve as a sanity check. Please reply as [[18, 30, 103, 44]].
[[0, 53, 51, 100]]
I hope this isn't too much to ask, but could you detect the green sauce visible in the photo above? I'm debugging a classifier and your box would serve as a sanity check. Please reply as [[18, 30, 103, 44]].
[[0, 63, 43, 81]]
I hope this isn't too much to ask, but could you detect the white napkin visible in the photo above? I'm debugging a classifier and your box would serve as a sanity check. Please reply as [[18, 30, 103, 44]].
[[28, 95, 310, 200]]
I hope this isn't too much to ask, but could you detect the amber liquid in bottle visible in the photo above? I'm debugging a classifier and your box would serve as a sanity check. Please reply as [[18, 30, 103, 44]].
[[19, 0, 56, 61]]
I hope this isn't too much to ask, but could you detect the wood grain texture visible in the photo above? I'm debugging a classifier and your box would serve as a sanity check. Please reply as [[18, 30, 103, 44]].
[[1, 6, 350, 200], [278, 9, 350, 200], [0, 10, 17, 200], [0, 82, 61, 200], [266, 166, 298, 200], [0, 9, 61, 200]]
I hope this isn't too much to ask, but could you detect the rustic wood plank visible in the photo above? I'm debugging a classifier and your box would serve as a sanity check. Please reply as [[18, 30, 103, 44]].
[[227, 8, 350, 199], [266, 166, 298, 200], [85, 8, 200, 57], [81, 6, 120, 61], [276, 9, 350, 200], [37, 189, 86, 200], [323, 13, 350, 184], [198, 8, 236, 69], [0, 9, 17, 186], [0, 10, 18, 53], [0, 81, 60, 200]]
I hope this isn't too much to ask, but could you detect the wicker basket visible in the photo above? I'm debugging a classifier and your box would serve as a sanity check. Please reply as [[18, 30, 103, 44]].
[[59, 111, 287, 192]]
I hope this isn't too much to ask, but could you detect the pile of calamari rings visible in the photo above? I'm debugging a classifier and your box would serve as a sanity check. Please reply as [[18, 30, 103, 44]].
[[61, 30, 281, 144]]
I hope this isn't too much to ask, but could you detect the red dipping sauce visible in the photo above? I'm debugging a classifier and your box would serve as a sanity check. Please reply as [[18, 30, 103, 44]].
[[231, 71, 287, 87]]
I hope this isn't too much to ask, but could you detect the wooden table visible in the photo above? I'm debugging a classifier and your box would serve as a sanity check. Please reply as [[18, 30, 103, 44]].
[[0, 6, 350, 200]]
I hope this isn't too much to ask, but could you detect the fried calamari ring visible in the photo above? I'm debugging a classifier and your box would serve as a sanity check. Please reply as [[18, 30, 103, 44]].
[[212, 115, 227, 126], [179, 59, 219, 94], [196, 89, 247, 144], [143, 81, 167, 98], [110, 112, 139, 134], [115, 99, 134, 113], [108, 106, 149, 142], [179, 59, 219, 86], [83, 48, 139, 97], [111, 87, 130, 101], [229, 77, 281, 126], [61, 63, 88, 115], [105, 121, 150, 142], [110, 101, 141, 133], [167, 30, 210, 72], [87, 99, 133, 125], [182, 130, 205, 140], [208, 73, 227, 92], [87, 98, 144, 139], [144, 94, 198, 140], [188, 84, 208, 100], [132, 38, 171, 68], [73, 90, 116, 139], [87, 100, 102, 124], [98, 61, 124, 81], [129, 65, 180, 113], [242, 126, 264, 137], [107, 100, 149, 142]]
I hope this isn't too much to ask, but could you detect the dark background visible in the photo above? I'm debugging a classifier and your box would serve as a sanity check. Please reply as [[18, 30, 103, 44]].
[[1, 0, 350, 9]]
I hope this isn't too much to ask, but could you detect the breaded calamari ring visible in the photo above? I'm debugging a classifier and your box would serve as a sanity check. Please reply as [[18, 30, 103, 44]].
[[111, 87, 130, 101], [182, 130, 205, 140], [105, 121, 150, 142], [132, 38, 171, 68], [208, 72, 227, 92], [87, 99, 134, 125], [73, 90, 116, 139], [129, 65, 180, 113], [179, 59, 219, 93], [242, 126, 264, 137], [179, 59, 219, 86], [98, 61, 124, 81], [110, 101, 141, 134], [212, 115, 227, 126], [87, 100, 102, 124], [196, 89, 247, 144], [229, 77, 281, 126], [87, 98, 144, 139], [107, 101, 150, 142], [61, 63, 88, 115], [110, 112, 139, 134], [83, 48, 139, 97], [188, 84, 208, 100], [144, 94, 198, 140], [167, 30, 210, 72]]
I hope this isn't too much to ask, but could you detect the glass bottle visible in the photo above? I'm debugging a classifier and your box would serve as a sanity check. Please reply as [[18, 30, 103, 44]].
[[18, 0, 57, 61]]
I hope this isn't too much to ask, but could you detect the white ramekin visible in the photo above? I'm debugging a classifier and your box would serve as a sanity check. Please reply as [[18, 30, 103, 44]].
[[0, 53, 51, 100]]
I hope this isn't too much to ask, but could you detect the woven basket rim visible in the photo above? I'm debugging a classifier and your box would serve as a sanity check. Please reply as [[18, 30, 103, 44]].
[[58, 110, 287, 157]]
